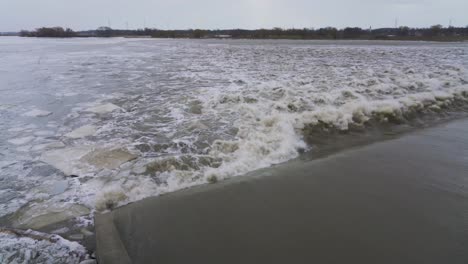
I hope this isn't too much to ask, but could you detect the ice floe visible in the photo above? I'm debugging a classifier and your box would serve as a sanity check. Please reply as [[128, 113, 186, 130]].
[[65, 125, 97, 139], [81, 148, 137, 170], [40, 146, 94, 175], [10, 202, 91, 229], [33, 130, 55, 137], [8, 136, 35, 145], [22, 109, 52, 117], [40, 146, 136, 175], [30, 141, 66, 152], [85, 103, 121, 114], [16, 145, 32, 152], [47, 180, 69, 196]]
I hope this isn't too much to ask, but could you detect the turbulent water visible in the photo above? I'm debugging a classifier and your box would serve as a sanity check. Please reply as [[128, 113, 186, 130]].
[[1, 37, 468, 238]]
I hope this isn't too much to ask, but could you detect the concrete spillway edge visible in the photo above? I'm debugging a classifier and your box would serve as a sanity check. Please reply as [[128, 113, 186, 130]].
[[95, 212, 132, 264]]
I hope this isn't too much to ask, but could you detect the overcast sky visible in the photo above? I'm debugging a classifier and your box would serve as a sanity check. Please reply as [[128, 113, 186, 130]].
[[1, 0, 467, 31]]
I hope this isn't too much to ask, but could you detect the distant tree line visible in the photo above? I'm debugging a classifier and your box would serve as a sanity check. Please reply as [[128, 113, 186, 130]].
[[19, 25, 468, 41], [0, 32, 18, 36], [20, 27, 76, 38]]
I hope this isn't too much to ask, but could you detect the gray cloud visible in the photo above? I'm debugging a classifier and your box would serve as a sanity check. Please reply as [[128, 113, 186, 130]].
[[0, 0, 467, 31]]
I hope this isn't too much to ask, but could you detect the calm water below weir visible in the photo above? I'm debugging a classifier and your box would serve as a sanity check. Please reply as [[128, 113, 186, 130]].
[[0, 37, 468, 260]]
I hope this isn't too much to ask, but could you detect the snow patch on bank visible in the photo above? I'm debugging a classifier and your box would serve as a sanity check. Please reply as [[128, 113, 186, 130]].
[[0, 229, 88, 264]]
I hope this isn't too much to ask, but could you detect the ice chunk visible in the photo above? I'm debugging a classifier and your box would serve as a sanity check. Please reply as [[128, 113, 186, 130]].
[[85, 103, 121, 114], [22, 109, 52, 117], [188, 121, 209, 131], [65, 125, 97, 138], [8, 126, 27, 132], [8, 136, 35, 145], [10, 202, 91, 229], [81, 148, 137, 170], [41, 146, 94, 175], [31, 141, 66, 152], [16, 145, 32, 152], [80, 228, 93, 237], [34, 130, 55, 137], [132, 165, 147, 174], [41, 146, 136, 175], [68, 234, 84, 240], [51, 227, 69, 234], [46, 141, 66, 149], [0, 104, 14, 111], [48, 180, 69, 195]]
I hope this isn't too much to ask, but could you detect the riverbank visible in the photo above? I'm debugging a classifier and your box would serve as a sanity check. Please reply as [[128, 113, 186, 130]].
[[10, 35, 468, 42], [11, 25, 468, 42], [95, 118, 468, 264]]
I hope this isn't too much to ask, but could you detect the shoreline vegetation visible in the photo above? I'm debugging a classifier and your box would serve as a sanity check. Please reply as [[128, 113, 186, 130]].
[[7, 25, 468, 42]]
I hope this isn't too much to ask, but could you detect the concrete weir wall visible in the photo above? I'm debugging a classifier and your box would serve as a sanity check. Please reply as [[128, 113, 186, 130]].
[[95, 119, 468, 264], [95, 213, 131, 264]]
